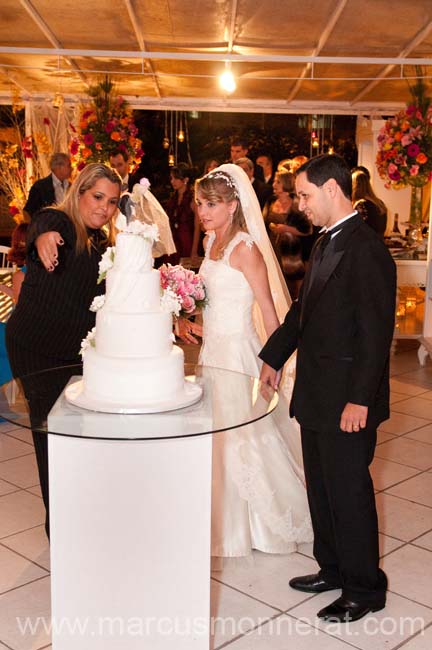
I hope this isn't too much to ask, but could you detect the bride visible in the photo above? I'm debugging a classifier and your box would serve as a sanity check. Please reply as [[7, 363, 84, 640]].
[[180, 164, 313, 557]]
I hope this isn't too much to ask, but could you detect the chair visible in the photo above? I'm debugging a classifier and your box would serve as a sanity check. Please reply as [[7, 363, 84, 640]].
[[0, 249, 18, 403], [0, 245, 12, 270]]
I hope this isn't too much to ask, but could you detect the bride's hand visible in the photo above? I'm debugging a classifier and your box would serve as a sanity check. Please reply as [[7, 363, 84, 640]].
[[176, 318, 202, 344], [259, 363, 281, 389]]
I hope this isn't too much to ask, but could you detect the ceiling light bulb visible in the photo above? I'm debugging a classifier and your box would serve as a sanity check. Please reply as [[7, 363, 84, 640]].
[[220, 68, 236, 93], [177, 129, 185, 142]]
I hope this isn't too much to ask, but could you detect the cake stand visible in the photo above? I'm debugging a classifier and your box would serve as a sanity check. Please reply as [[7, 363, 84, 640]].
[[0, 364, 278, 650]]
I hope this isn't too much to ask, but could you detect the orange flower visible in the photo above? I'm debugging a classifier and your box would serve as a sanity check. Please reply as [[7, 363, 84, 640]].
[[394, 131, 402, 141], [416, 152, 428, 164], [110, 131, 121, 141], [82, 147, 92, 158]]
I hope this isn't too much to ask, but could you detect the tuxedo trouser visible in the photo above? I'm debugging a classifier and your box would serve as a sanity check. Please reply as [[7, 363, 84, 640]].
[[6, 334, 79, 539], [301, 424, 387, 605]]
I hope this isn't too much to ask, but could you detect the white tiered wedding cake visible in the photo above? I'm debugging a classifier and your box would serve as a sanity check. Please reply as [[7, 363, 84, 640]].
[[66, 219, 202, 413]]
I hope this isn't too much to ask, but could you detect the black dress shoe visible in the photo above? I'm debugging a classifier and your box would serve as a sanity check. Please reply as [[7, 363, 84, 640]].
[[317, 596, 385, 623], [289, 573, 341, 593]]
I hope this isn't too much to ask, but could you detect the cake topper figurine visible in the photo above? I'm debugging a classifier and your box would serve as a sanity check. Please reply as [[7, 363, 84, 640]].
[[119, 194, 135, 224]]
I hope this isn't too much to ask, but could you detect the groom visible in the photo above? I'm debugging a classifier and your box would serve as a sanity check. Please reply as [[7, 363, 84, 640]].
[[259, 154, 396, 623]]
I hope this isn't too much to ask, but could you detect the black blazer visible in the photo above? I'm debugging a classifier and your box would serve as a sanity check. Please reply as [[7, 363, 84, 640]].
[[252, 178, 272, 210], [127, 173, 143, 192], [24, 175, 56, 218], [259, 215, 396, 431]]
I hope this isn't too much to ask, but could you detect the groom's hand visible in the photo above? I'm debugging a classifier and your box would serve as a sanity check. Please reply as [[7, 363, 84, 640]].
[[259, 363, 281, 390], [340, 402, 368, 432]]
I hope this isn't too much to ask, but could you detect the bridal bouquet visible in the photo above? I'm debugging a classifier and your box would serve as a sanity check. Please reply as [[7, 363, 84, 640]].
[[159, 264, 207, 318]]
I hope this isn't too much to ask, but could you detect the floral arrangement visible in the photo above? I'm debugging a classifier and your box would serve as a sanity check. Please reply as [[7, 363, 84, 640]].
[[376, 77, 432, 190], [159, 264, 207, 318], [69, 76, 144, 172], [0, 103, 48, 223]]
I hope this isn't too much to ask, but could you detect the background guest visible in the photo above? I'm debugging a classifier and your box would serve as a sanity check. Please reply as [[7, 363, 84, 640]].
[[24, 153, 71, 220], [352, 169, 387, 238], [109, 148, 141, 191], [229, 137, 249, 163], [256, 152, 274, 185], [164, 163, 196, 264], [235, 157, 272, 209], [263, 170, 312, 299], [203, 158, 220, 174]]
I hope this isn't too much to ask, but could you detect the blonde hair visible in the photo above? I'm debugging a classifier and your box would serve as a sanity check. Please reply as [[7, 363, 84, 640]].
[[195, 171, 247, 257], [274, 169, 296, 195], [58, 163, 121, 253]]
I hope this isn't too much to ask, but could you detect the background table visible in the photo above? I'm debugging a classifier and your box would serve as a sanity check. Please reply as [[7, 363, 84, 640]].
[[0, 364, 278, 650]]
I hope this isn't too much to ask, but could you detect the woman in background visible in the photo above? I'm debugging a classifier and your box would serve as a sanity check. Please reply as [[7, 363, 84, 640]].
[[263, 170, 312, 299], [352, 169, 387, 238], [165, 163, 196, 264]]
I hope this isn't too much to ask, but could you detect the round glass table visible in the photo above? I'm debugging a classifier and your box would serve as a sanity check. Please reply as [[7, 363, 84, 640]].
[[0, 363, 278, 439], [1, 364, 278, 650]]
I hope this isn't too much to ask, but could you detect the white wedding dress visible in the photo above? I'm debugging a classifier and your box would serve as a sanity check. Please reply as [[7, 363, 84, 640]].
[[199, 231, 313, 557]]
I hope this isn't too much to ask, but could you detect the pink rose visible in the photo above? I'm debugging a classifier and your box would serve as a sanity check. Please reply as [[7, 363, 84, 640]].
[[172, 267, 186, 283], [193, 287, 205, 301], [410, 165, 419, 176], [181, 295, 195, 313]]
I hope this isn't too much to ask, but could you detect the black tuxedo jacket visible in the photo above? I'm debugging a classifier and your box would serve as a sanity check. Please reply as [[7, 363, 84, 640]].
[[24, 175, 56, 218], [259, 214, 396, 431]]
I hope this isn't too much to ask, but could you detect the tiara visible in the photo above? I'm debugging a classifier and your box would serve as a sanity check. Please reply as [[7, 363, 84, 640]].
[[206, 171, 239, 197]]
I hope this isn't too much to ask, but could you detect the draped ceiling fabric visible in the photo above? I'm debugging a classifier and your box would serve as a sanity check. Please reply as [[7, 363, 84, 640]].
[[0, 0, 431, 115]]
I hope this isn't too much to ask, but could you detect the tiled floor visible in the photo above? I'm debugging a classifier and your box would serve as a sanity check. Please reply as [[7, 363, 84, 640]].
[[1, 341, 432, 649]]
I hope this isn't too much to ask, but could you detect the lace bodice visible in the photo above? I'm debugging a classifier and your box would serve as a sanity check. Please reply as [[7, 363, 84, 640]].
[[200, 231, 257, 339]]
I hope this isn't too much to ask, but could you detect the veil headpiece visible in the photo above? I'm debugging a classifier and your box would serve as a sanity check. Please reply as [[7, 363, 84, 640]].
[[117, 178, 176, 257], [205, 163, 291, 325]]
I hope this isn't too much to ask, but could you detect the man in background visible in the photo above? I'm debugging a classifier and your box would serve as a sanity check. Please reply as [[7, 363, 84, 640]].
[[229, 137, 249, 163], [24, 153, 71, 219], [235, 157, 272, 209], [256, 152, 274, 185], [109, 149, 141, 192]]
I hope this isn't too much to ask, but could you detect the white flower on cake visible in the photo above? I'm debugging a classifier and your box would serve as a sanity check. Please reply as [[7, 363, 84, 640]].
[[97, 246, 115, 284], [160, 287, 182, 318], [89, 295, 106, 312], [115, 211, 160, 242], [80, 327, 96, 356]]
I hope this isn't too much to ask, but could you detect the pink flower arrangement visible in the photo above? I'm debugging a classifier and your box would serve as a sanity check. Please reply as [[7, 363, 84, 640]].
[[376, 91, 432, 189], [159, 264, 207, 317]]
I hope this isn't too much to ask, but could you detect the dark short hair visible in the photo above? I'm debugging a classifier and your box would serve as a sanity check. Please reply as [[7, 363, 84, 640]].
[[109, 148, 129, 162], [297, 154, 352, 199], [170, 162, 194, 182], [230, 137, 249, 149]]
